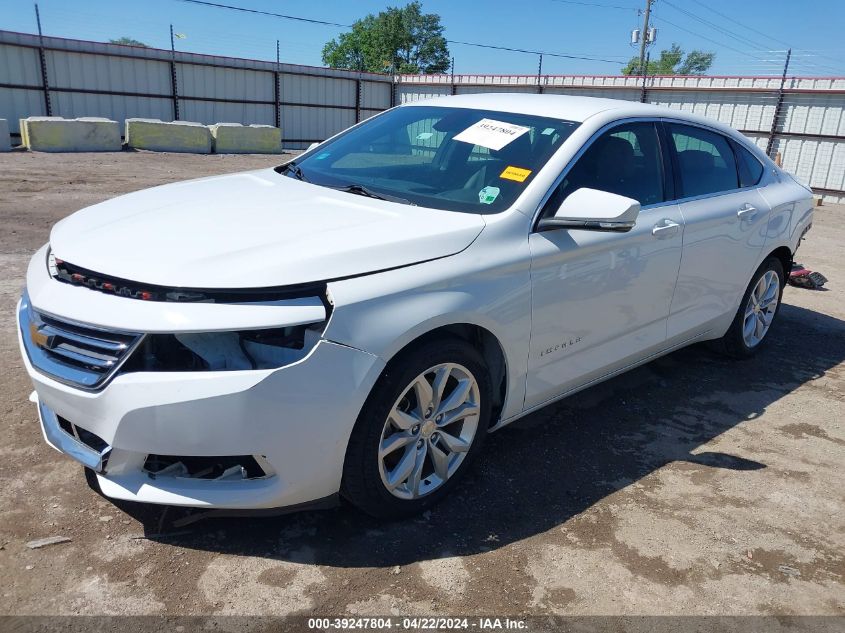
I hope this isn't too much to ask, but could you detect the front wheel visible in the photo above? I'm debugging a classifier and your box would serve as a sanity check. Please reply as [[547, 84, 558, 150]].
[[716, 257, 785, 358], [341, 337, 492, 519]]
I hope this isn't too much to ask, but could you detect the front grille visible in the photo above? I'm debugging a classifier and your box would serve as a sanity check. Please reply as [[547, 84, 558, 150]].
[[20, 293, 143, 390]]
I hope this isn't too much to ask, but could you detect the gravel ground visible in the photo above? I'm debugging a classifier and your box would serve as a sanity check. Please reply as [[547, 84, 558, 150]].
[[0, 151, 843, 617]]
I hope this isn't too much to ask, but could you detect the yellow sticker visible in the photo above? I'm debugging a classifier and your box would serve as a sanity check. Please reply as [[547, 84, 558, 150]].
[[500, 166, 532, 182]]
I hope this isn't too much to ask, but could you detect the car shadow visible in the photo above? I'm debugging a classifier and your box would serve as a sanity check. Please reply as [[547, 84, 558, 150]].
[[107, 301, 845, 568]]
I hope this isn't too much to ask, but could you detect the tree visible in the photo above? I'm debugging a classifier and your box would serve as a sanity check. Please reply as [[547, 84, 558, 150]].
[[322, 2, 450, 74], [622, 43, 715, 76], [109, 37, 149, 48]]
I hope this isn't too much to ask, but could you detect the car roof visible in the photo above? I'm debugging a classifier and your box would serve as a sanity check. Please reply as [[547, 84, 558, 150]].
[[401, 92, 699, 125]]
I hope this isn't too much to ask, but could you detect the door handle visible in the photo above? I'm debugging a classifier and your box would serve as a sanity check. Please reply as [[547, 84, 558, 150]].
[[737, 205, 758, 221], [652, 219, 680, 238]]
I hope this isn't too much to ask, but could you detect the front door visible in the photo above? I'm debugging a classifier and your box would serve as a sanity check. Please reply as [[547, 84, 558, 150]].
[[525, 121, 684, 409]]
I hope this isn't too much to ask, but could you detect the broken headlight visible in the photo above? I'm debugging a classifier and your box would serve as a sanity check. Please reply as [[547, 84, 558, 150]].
[[123, 322, 325, 372]]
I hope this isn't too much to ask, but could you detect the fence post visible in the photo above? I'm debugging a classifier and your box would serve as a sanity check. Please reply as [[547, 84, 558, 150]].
[[274, 40, 281, 129], [537, 54, 543, 94], [34, 4, 52, 116], [169, 25, 180, 120], [767, 48, 791, 158], [355, 77, 362, 123]]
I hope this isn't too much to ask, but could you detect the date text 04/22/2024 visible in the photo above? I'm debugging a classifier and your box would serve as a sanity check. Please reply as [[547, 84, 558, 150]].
[[306, 617, 528, 630]]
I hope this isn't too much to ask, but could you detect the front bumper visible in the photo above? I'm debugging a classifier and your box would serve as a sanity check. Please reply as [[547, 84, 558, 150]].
[[18, 289, 385, 510]]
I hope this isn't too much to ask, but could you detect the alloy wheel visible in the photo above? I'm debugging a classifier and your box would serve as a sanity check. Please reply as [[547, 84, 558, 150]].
[[742, 270, 780, 348], [378, 362, 481, 499]]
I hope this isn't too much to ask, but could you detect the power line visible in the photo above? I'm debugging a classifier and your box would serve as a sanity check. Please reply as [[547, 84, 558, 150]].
[[655, 1, 844, 74], [547, 0, 637, 10], [661, 0, 776, 53], [176, 0, 627, 66], [446, 40, 623, 65], [177, 0, 349, 27], [653, 16, 843, 75], [687, 0, 792, 48], [650, 16, 778, 64]]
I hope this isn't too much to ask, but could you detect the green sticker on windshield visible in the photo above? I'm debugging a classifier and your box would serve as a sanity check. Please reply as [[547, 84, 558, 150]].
[[315, 152, 331, 160], [478, 186, 500, 205]]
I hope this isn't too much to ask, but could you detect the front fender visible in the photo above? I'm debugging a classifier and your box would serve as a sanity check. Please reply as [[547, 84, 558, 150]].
[[323, 241, 532, 421]]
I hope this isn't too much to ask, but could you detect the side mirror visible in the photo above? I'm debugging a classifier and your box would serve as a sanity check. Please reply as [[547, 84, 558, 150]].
[[537, 188, 641, 232]]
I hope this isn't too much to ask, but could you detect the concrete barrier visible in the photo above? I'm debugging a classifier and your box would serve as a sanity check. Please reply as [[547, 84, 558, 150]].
[[19, 117, 121, 152], [0, 119, 9, 152], [210, 123, 282, 154], [126, 119, 212, 154]]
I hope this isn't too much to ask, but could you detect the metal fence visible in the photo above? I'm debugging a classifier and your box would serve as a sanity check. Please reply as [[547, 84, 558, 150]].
[[399, 74, 845, 203], [2, 29, 844, 202], [0, 30, 393, 149]]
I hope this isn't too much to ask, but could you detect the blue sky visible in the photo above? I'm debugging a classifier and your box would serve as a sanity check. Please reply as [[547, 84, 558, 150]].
[[1, 0, 843, 76]]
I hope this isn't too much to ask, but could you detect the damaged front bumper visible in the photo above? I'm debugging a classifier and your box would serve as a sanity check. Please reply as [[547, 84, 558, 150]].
[[18, 245, 385, 510]]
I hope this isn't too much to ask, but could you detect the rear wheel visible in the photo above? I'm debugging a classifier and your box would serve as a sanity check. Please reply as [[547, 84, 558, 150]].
[[716, 257, 785, 358], [341, 337, 491, 519]]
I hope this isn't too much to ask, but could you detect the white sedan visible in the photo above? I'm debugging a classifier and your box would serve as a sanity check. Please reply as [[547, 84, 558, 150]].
[[18, 94, 813, 518]]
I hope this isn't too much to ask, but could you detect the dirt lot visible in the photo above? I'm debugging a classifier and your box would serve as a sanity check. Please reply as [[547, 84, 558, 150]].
[[0, 151, 843, 617]]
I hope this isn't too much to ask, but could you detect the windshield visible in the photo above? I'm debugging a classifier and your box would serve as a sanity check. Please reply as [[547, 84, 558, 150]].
[[281, 106, 580, 213]]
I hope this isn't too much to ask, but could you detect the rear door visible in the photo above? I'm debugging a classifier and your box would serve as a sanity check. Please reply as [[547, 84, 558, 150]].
[[663, 122, 770, 340]]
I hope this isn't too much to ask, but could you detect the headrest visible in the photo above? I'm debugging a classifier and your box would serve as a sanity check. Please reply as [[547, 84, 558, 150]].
[[678, 149, 715, 172]]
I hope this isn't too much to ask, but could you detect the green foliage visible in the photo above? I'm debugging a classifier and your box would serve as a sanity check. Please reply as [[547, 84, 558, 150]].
[[109, 37, 149, 48], [322, 2, 450, 74], [622, 43, 715, 76]]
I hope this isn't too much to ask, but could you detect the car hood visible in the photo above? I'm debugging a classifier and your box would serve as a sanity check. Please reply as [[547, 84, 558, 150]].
[[49, 169, 485, 288]]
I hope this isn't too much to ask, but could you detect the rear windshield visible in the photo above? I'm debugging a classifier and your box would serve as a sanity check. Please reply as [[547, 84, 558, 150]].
[[285, 106, 579, 213]]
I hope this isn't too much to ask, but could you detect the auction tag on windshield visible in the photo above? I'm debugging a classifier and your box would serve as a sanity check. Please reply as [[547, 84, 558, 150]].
[[500, 166, 532, 182], [454, 118, 530, 151], [478, 186, 500, 204]]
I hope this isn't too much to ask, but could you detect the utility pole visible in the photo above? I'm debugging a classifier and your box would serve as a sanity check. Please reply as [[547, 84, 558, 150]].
[[640, 52, 650, 102], [637, 0, 654, 76]]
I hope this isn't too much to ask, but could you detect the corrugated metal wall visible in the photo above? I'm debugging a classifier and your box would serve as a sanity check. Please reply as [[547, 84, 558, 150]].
[[398, 74, 845, 202], [0, 30, 393, 149], [2, 29, 844, 201]]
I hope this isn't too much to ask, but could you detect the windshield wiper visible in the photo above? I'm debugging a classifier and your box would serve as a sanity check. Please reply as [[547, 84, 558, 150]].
[[280, 161, 308, 182], [335, 184, 415, 205]]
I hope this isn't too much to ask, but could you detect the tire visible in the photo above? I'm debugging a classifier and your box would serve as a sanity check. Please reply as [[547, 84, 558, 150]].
[[715, 257, 785, 359], [341, 336, 492, 519]]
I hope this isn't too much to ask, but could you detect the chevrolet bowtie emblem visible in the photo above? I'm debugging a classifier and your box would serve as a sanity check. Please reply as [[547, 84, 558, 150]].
[[29, 322, 54, 350]]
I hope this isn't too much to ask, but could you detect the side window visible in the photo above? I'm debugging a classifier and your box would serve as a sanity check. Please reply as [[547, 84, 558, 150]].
[[669, 124, 739, 197], [733, 141, 765, 187], [545, 122, 664, 214]]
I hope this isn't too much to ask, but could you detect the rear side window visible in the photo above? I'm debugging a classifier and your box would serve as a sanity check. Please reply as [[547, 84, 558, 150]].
[[669, 124, 739, 197], [733, 141, 765, 187]]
